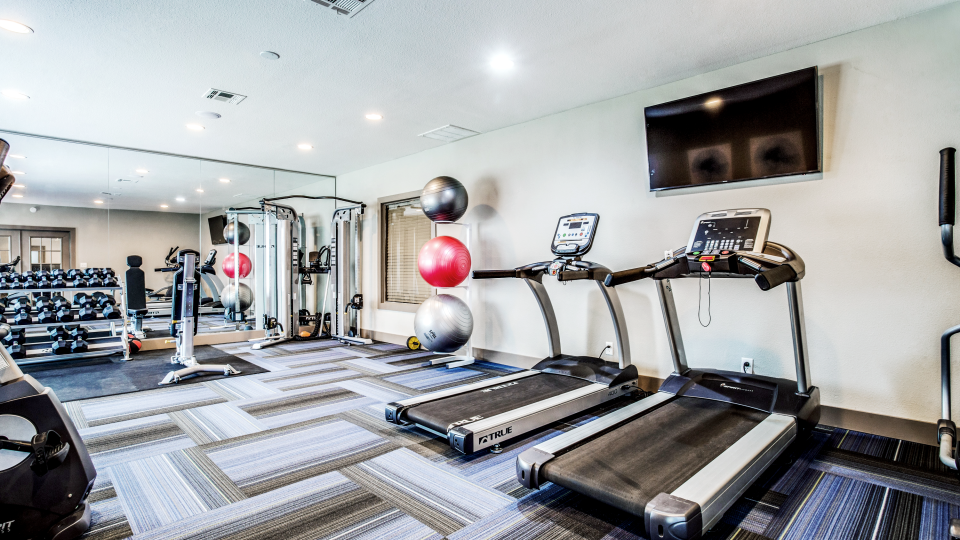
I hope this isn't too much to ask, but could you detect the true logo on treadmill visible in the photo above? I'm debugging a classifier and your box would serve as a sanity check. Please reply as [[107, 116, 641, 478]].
[[481, 381, 519, 393], [478, 426, 514, 445], [0, 520, 13, 534]]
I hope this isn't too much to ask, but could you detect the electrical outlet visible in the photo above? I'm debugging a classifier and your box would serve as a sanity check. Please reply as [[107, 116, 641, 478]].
[[742, 357, 754, 374], [605, 342, 614, 356]]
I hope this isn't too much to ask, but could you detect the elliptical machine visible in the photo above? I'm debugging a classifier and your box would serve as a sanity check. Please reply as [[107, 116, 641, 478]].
[[159, 250, 240, 385], [0, 137, 96, 540]]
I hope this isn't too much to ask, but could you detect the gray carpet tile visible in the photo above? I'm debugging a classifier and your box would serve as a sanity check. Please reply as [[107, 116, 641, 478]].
[[81, 496, 133, 540], [204, 418, 399, 497], [342, 447, 514, 536], [168, 403, 267, 445]]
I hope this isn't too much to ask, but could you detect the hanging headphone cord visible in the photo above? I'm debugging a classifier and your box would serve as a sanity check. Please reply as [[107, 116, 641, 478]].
[[698, 272, 712, 327]]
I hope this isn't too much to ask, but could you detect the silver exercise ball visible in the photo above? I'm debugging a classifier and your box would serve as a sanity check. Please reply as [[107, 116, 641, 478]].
[[420, 176, 468, 223], [224, 221, 251, 246], [414, 294, 473, 353], [221, 282, 254, 312]]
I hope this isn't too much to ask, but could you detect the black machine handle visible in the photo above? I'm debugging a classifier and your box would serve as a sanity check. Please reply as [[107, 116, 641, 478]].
[[472, 269, 517, 279], [754, 263, 797, 291], [940, 148, 956, 226], [157, 267, 178, 273], [604, 266, 650, 287]]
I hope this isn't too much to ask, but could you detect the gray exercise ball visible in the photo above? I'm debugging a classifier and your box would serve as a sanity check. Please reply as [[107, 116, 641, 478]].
[[420, 176, 468, 223], [224, 221, 251, 246], [414, 294, 473, 353], [221, 282, 254, 312]]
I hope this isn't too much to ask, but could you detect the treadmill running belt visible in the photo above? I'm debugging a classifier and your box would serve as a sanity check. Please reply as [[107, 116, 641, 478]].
[[405, 372, 595, 434], [541, 397, 769, 517]]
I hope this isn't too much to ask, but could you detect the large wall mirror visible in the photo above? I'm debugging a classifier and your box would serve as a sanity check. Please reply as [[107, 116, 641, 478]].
[[0, 132, 336, 345]]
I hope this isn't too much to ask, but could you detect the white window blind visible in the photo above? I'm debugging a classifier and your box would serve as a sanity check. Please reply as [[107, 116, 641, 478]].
[[383, 198, 432, 304]]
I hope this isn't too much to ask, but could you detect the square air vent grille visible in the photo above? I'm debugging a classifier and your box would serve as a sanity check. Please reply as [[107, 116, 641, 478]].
[[204, 88, 247, 105], [419, 125, 481, 143], [306, 0, 377, 17]]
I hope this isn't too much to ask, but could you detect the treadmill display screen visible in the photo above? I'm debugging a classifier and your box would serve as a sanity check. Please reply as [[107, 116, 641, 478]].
[[689, 217, 761, 252], [552, 214, 598, 256]]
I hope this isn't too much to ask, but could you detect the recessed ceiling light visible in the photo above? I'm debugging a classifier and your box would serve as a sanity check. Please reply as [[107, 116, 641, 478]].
[[196, 111, 221, 119], [186, 123, 205, 131], [11, 194, 23, 198], [7, 154, 25, 159], [1, 90, 30, 100], [219, 178, 230, 183], [297, 143, 313, 150], [176, 197, 185, 202], [0, 20, 33, 34], [365, 114, 382, 121], [490, 54, 514, 70], [160, 204, 169, 208], [93, 200, 104, 204], [136, 168, 149, 174], [196, 188, 204, 193], [260, 51, 280, 60], [10, 171, 24, 175]]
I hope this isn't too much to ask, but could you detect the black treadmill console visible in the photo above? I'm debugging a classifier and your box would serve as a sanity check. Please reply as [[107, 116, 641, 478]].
[[551, 213, 599, 258], [684, 208, 775, 274]]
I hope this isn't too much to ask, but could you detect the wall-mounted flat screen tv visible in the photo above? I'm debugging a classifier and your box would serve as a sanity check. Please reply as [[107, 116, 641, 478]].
[[208, 215, 227, 245], [646, 67, 820, 191]]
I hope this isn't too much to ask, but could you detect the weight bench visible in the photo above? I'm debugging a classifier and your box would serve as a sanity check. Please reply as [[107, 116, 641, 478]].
[[125, 256, 149, 339]]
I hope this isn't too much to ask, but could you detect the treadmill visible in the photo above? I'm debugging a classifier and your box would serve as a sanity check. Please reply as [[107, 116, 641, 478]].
[[386, 213, 639, 454], [517, 208, 820, 540]]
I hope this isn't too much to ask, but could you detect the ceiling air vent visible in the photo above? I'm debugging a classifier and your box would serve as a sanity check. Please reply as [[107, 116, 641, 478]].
[[204, 88, 247, 105], [305, 0, 377, 17], [419, 125, 481, 143]]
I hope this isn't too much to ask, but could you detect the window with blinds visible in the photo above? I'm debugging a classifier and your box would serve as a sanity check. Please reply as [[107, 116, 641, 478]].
[[383, 197, 432, 304]]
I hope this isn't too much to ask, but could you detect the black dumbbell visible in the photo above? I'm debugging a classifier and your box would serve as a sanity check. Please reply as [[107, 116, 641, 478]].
[[2, 328, 25, 345], [73, 293, 92, 307], [51, 275, 66, 288], [102, 268, 116, 278], [48, 325, 89, 341], [0, 275, 14, 290], [35, 296, 53, 310], [38, 275, 53, 289], [10, 297, 32, 314], [76, 306, 97, 321], [51, 269, 66, 280], [66, 269, 84, 280], [92, 292, 115, 307], [5, 343, 25, 359], [102, 275, 118, 287], [37, 308, 57, 324], [70, 277, 87, 288], [22, 276, 38, 289], [86, 275, 104, 288], [21, 270, 35, 279], [13, 311, 33, 325], [51, 338, 72, 355]]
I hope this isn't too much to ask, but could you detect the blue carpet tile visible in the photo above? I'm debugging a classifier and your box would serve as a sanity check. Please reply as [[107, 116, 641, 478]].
[[62, 339, 960, 540]]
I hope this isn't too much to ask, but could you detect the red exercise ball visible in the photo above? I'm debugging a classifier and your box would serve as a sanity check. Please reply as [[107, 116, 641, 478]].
[[222, 252, 252, 279], [418, 236, 471, 288]]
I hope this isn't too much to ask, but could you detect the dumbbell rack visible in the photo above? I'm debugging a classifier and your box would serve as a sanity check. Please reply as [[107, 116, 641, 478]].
[[2, 285, 130, 365]]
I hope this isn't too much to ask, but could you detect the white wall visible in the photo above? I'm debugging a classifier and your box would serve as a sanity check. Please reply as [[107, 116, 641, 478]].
[[334, 4, 956, 425], [0, 202, 201, 291]]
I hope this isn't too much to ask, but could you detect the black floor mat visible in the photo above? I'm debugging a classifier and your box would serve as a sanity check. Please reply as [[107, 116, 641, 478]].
[[19, 345, 266, 401]]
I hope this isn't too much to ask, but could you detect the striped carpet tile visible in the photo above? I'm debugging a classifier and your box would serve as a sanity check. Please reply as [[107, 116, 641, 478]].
[[203, 376, 280, 400], [338, 408, 437, 448], [362, 349, 451, 366], [253, 364, 365, 391], [768, 471, 886, 540], [831, 428, 901, 459], [341, 448, 514, 536], [339, 356, 425, 375], [131, 471, 441, 540], [80, 495, 133, 540], [79, 413, 197, 470], [205, 418, 397, 496], [446, 482, 644, 539], [920, 498, 960, 540], [76, 384, 228, 427], [168, 403, 267, 445], [236, 384, 379, 429], [384, 366, 489, 390], [248, 346, 362, 366], [336, 378, 413, 403], [110, 447, 246, 534]]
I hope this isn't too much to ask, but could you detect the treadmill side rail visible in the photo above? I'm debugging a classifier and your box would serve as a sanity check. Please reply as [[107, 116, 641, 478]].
[[450, 381, 636, 453], [651, 414, 797, 539], [385, 370, 539, 424]]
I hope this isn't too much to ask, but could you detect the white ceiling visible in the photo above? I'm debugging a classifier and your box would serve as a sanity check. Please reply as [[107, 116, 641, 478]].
[[0, 0, 953, 182]]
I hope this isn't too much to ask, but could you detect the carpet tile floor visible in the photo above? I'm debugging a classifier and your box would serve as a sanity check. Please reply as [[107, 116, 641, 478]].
[[61, 339, 960, 540]]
